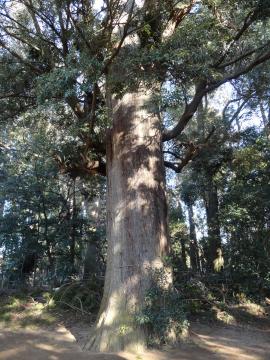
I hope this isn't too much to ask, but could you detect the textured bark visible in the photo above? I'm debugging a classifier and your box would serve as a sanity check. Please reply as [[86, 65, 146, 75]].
[[86, 88, 169, 352]]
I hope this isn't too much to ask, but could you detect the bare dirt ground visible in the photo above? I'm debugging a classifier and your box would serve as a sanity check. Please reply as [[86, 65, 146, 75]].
[[0, 298, 269, 360], [0, 321, 269, 360]]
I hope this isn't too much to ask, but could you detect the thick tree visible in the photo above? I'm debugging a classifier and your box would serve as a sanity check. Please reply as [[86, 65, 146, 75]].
[[1, 0, 270, 352]]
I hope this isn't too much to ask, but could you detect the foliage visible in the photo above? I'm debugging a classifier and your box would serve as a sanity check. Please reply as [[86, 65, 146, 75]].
[[0, 0, 270, 349], [0, 292, 56, 329], [219, 131, 270, 294], [0, 111, 106, 285], [52, 277, 103, 315], [168, 198, 189, 273], [136, 269, 189, 346]]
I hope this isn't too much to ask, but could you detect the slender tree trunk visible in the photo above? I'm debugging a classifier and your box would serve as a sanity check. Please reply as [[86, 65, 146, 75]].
[[180, 237, 187, 270], [204, 175, 221, 271], [259, 102, 270, 136], [86, 88, 170, 352], [83, 241, 99, 279], [69, 179, 77, 273], [40, 195, 54, 272], [187, 203, 200, 272], [83, 195, 102, 280], [0, 199, 4, 218]]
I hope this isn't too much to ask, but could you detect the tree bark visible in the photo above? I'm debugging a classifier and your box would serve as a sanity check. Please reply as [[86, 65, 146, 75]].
[[86, 88, 170, 352]]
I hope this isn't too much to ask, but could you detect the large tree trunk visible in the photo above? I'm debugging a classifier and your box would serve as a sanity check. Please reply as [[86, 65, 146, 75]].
[[86, 88, 169, 352]]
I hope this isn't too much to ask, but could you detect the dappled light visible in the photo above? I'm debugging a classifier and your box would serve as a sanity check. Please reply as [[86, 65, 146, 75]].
[[84, 87, 170, 352], [0, 329, 129, 360], [0, 0, 270, 358], [192, 324, 270, 360]]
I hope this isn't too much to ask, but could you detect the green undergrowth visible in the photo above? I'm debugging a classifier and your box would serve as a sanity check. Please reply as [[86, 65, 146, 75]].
[[135, 269, 189, 347], [135, 269, 270, 347], [136, 285, 189, 347], [0, 273, 268, 344], [0, 278, 102, 331], [175, 275, 270, 328], [0, 291, 56, 330], [52, 277, 103, 318]]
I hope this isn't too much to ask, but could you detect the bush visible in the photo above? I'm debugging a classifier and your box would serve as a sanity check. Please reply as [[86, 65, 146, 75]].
[[135, 269, 189, 347], [53, 276, 103, 316]]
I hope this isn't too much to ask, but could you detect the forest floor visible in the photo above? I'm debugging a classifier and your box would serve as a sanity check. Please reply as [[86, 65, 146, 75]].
[[0, 293, 269, 360]]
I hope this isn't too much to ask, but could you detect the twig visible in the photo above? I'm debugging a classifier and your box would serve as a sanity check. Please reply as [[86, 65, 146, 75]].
[[75, 296, 84, 315], [57, 300, 92, 316]]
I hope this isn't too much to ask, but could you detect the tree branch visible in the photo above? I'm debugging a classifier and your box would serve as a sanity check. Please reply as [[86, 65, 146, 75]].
[[162, 81, 207, 141], [215, 41, 270, 70], [209, 50, 270, 92], [164, 127, 216, 173], [102, 0, 136, 74], [170, 0, 195, 30], [163, 49, 270, 142], [213, 9, 258, 68], [0, 38, 41, 73], [163, 150, 183, 160]]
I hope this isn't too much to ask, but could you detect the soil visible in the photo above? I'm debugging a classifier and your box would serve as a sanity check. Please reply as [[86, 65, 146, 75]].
[[0, 299, 269, 360]]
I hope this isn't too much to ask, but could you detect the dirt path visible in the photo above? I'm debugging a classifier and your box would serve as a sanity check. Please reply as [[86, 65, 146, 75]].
[[0, 321, 269, 360], [0, 296, 269, 360], [190, 323, 270, 360]]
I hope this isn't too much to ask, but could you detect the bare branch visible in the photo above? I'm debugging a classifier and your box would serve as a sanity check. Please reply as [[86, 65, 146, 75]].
[[163, 150, 183, 160], [164, 160, 181, 172]]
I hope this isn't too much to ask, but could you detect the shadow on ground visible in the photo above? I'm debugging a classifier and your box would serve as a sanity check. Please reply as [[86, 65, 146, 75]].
[[0, 327, 127, 360], [0, 326, 220, 360], [1, 322, 270, 360], [1, 294, 270, 360], [191, 322, 270, 360]]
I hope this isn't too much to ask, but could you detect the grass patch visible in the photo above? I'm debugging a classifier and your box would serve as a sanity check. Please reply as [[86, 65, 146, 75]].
[[0, 292, 57, 330]]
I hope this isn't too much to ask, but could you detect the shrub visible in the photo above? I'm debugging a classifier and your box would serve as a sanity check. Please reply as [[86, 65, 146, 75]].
[[136, 269, 189, 346]]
